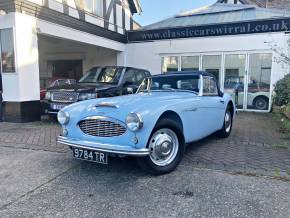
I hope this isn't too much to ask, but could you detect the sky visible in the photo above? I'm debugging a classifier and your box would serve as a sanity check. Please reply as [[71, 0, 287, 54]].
[[134, 0, 217, 26]]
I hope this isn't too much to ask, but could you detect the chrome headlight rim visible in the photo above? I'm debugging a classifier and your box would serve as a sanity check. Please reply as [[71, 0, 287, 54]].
[[57, 110, 70, 125], [126, 112, 143, 132]]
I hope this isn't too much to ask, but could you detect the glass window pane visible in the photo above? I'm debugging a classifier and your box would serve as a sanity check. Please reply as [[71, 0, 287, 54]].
[[84, 0, 93, 12], [224, 54, 246, 109], [202, 55, 221, 82], [247, 53, 272, 111], [203, 77, 218, 96], [162, 56, 178, 73], [181, 56, 199, 71], [94, 0, 103, 16], [1, 28, 15, 73]]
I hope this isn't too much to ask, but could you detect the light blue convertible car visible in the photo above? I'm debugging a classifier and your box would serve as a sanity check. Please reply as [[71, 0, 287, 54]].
[[57, 72, 235, 174]]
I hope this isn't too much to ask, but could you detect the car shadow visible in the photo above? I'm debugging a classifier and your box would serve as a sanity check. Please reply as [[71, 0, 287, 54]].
[[184, 133, 222, 154]]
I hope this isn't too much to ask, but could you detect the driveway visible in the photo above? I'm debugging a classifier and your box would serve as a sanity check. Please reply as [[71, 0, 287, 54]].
[[0, 112, 289, 217]]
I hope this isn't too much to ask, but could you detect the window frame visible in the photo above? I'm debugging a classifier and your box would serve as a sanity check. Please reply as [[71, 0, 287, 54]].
[[0, 28, 16, 74], [84, 0, 103, 17], [202, 76, 219, 97]]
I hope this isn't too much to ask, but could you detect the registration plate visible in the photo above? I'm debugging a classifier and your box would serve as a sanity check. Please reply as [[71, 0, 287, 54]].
[[72, 147, 108, 164], [51, 104, 66, 110]]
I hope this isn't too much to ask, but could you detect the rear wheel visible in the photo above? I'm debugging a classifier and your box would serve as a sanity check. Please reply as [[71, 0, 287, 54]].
[[137, 119, 185, 175], [253, 96, 269, 110], [217, 106, 233, 138]]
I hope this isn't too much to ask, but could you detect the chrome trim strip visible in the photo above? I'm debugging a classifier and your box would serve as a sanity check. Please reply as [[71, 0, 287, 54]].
[[82, 116, 126, 126], [47, 111, 58, 114], [57, 136, 150, 156]]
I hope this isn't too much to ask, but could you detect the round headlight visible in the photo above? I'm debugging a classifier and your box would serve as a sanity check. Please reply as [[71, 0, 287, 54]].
[[57, 111, 70, 125], [45, 91, 51, 100], [126, 113, 143, 132]]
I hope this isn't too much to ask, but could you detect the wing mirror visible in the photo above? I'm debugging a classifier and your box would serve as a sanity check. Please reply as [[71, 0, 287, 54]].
[[127, 87, 134, 94]]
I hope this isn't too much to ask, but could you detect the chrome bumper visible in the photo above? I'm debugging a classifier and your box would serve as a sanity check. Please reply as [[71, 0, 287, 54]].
[[57, 136, 150, 156]]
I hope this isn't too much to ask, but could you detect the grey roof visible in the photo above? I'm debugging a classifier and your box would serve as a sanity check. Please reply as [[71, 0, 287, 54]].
[[142, 3, 290, 30]]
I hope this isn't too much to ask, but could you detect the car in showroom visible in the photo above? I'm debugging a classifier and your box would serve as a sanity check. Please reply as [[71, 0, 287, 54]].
[[57, 71, 235, 174], [43, 66, 151, 116], [224, 77, 270, 110]]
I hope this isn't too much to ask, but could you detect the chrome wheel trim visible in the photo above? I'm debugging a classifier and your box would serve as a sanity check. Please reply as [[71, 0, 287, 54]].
[[149, 128, 179, 167], [225, 111, 232, 133], [255, 98, 267, 110]]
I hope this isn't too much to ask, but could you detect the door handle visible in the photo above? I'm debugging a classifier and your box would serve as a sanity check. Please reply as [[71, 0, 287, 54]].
[[220, 100, 225, 104]]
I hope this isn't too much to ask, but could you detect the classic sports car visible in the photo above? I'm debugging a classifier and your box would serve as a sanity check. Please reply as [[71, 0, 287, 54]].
[[224, 76, 270, 110], [57, 72, 235, 174]]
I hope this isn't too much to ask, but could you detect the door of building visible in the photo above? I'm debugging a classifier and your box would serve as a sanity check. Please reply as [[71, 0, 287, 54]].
[[223, 53, 272, 111]]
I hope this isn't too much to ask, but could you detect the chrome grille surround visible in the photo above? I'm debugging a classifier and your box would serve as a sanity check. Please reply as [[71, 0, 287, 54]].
[[78, 116, 127, 137], [51, 92, 79, 103]]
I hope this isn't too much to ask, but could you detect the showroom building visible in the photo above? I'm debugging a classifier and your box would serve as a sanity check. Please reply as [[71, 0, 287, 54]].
[[0, 0, 290, 122], [125, 1, 290, 112]]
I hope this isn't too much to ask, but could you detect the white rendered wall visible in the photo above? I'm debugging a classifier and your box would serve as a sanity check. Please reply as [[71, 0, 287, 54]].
[[0, 13, 19, 102], [14, 13, 40, 101], [0, 12, 40, 102], [125, 33, 289, 84], [36, 19, 125, 52]]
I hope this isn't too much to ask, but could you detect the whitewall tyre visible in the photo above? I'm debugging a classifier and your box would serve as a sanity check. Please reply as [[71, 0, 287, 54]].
[[137, 119, 185, 175], [217, 107, 233, 138]]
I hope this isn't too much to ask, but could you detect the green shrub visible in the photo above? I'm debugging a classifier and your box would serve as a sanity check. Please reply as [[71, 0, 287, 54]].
[[274, 74, 290, 106]]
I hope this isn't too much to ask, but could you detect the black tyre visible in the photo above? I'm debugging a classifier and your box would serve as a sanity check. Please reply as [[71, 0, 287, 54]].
[[253, 96, 269, 110], [137, 119, 185, 175], [217, 106, 233, 138]]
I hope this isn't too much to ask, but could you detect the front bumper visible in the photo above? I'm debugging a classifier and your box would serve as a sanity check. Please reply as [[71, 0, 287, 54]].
[[57, 136, 150, 156]]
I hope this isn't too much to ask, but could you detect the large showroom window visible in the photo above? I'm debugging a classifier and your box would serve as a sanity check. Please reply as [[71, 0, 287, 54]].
[[224, 54, 246, 109], [181, 56, 199, 71], [247, 53, 272, 111], [162, 56, 179, 73], [84, 0, 103, 16], [0, 28, 15, 73], [202, 55, 222, 83]]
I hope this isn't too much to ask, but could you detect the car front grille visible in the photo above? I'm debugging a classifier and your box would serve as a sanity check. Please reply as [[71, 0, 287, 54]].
[[78, 117, 127, 137], [51, 92, 78, 103]]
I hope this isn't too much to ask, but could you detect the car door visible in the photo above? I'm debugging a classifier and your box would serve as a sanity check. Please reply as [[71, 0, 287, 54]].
[[201, 76, 225, 134]]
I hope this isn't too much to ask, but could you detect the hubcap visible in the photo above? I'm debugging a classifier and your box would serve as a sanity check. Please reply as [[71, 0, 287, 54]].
[[149, 128, 179, 166], [225, 111, 232, 133]]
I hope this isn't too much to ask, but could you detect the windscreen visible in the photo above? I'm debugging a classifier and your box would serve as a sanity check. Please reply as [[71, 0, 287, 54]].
[[138, 75, 200, 94], [78, 67, 122, 84]]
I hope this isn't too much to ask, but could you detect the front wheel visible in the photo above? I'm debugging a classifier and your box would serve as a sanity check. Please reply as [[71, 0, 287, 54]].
[[137, 119, 185, 175], [217, 107, 233, 138]]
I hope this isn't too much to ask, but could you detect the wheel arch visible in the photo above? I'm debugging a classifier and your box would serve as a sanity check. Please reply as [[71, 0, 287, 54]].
[[253, 95, 269, 103], [156, 110, 184, 132], [146, 110, 185, 149]]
